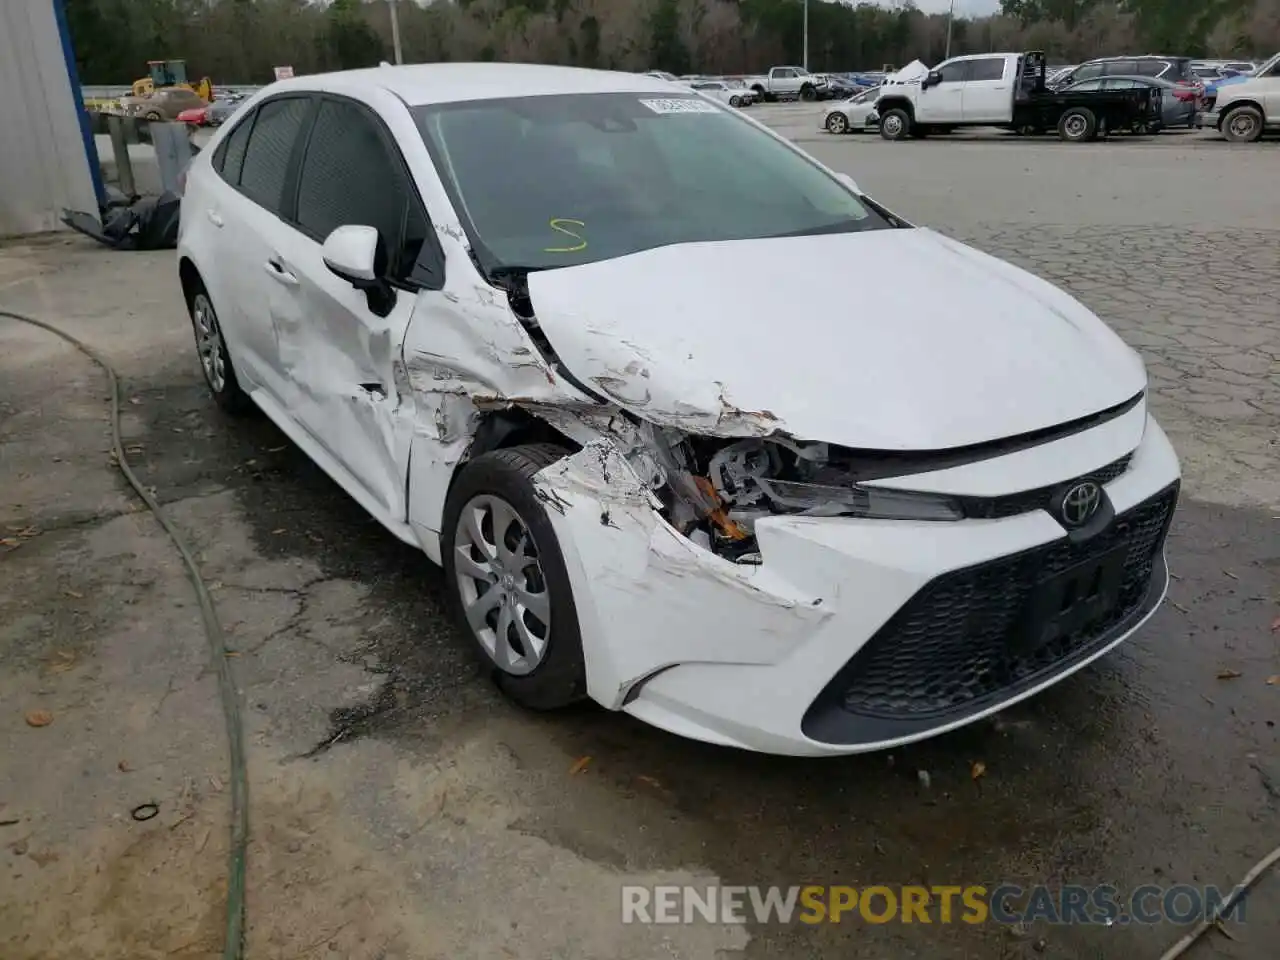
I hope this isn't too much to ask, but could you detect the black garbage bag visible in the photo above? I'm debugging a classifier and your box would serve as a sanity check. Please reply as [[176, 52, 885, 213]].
[[60, 190, 181, 251]]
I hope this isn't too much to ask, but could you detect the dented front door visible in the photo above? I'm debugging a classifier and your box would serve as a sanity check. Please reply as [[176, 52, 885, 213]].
[[282, 255, 415, 521]]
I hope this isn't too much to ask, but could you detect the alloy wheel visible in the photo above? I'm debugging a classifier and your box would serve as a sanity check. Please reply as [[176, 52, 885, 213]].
[[192, 293, 226, 392], [453, 494, 551, 676]]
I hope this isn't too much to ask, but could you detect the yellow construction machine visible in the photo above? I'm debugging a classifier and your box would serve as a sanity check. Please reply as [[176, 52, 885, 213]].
[[131, 60, 213, 101]]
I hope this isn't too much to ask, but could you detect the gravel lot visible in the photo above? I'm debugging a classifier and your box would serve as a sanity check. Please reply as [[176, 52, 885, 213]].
[[1, 105, 1276, 960]]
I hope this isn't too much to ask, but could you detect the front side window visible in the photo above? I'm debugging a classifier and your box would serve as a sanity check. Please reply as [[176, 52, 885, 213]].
[[414, 92, 889, 275], [295, 99, 434, 286], [1069, 79, 1103, 91], [238, 96, 311, 213], [936, 61, 970, 84], [1073, 63, 1104, 82], [1102, 78, 1141, 90]]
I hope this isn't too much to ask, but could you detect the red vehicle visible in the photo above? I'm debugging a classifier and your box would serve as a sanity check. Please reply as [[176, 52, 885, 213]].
[[177, 105, 208, 126]]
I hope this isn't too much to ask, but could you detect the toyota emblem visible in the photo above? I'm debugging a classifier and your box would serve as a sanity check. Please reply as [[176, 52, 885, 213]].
[[1058, 480, 1102, 527]]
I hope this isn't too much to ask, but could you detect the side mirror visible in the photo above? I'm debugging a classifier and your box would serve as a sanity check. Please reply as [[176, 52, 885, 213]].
[[322, 224, 396, 317], [924, 70, 943, 89], [322, 224, 381, 286], [835, 172, 861, 194]]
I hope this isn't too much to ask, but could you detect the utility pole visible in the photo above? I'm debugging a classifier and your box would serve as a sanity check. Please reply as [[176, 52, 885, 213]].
[[803, 0, 809, 72], [389, 0, 404, 65], [944, 0, 955, 60]]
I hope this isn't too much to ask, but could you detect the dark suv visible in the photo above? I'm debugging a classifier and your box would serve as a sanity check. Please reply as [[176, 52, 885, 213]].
[[1053, 56, 1196, 88]]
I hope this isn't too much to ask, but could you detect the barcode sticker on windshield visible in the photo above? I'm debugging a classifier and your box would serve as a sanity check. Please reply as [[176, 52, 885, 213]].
[[638, 97, 720, 115]]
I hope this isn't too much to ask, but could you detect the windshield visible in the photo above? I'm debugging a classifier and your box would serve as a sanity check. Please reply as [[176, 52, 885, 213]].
[[413, 92, 888, 274]]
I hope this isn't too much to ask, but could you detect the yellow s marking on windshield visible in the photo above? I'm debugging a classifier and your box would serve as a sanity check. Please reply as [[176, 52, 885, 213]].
[[544, 218, 587, 253]]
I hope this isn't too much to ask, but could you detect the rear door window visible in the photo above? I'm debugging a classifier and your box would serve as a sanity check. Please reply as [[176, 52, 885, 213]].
[[968, 58, 1006, 82], [1136, 60, 1169, 77], [1104, 60, 1139, 76], [1072, 63, 1104, 82], [213, 109, 255, 184], [237, 96, 311, 214], [294, 97, 439, 288]]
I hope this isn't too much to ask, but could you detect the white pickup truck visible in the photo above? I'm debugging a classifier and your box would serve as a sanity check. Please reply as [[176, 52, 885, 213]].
[[746, 66, 829, 102], [874, 51, 1162, 141], [1196, 50, 1280, 142]]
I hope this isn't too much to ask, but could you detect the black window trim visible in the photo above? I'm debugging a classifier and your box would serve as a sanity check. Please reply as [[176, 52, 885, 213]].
[[214, 92, 315, 205], [285, 91, 445, 293], [211, 104, 259, 183]]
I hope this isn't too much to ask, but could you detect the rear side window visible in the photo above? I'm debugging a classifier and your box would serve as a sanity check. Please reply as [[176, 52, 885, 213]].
[[295, 98, 437, 287], [1070, 79, 1103, 91], [1104, 60, 1139, 76], [1102, 78, 1141, 90], [1073, 63, 1104, 82], [238, 96, 311, 214], [1136, 60, 1169, 77], [968, 58, 1006, 82], [213, 110, 255, 185]]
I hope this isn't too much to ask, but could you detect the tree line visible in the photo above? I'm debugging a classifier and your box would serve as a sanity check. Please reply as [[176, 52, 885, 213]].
[[65, 0, 1280, 86]]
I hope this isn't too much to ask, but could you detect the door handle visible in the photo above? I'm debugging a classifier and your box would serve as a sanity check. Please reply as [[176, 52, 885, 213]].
[[264, 257, 299, 286], [206, 210, 223, 228]]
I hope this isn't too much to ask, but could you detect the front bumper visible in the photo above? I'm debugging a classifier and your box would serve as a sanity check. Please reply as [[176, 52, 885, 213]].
[[534, 412, 1181, 756]]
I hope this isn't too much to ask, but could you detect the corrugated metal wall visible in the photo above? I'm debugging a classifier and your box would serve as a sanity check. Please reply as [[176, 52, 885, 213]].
[[0, 0, 100, 236]]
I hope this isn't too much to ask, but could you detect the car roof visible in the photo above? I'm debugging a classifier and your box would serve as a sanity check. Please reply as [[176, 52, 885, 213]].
[[264, 62, 681, 107]]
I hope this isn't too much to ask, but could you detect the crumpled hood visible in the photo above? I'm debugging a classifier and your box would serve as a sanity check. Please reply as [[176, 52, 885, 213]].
[[526, 228, 1146, 450]]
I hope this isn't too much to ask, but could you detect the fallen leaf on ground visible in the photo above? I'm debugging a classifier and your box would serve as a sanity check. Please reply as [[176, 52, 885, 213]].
[[271, 528, 286, 535], [1216, 669, 1243, 680], [118, 760, 133, 772], [1266, 676, 1279, 686], [971, 760, 987, 780], [28, 849, 59, 867], [62, 589, 83, 599], [1271, 615, 1280, 633], [636, 775, 663, 790], [24, 710, 54, 727], [569, 755, 592, 776]]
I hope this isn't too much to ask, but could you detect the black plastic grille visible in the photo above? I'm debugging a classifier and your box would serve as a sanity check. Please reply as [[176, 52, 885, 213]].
[[957, 453, 1132, 520], [821, 483, 1178, 724]]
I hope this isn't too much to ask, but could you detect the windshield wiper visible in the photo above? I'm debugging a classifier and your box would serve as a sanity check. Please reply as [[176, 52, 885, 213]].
[[766, 218, 877, 240]]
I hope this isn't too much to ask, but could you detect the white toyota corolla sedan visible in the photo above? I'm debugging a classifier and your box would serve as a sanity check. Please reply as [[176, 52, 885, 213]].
[[178, 63, 1181, 756]]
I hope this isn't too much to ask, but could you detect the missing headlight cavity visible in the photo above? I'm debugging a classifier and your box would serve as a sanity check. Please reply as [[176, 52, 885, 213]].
[[639, 431, 964, 566]]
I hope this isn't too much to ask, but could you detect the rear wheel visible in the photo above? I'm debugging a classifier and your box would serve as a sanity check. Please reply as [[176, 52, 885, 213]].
[[799, 84, 817, 102], [879, 108, 911, 140], [825, 112, 849, 134], [1222, 104, 1263, 142], [442, 444, 587, 711], [1058, 107, 1097, 142]]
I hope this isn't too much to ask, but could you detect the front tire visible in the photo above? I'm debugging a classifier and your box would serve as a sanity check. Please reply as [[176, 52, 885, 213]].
[[189, 289, 253, 415], [879, 108, 911, 140], [1222, 105, 1263, 142], [799, 84, 816, 102], [825, 112, 849, 134], [730, 95, 742, 107], [442, 444, 587, 711]]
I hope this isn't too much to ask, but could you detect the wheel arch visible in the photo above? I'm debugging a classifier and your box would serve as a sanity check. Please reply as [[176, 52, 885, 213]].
[[178, 256, 204, 308], [876, 96, 915, 120], [1219, 98, 1264, 125]]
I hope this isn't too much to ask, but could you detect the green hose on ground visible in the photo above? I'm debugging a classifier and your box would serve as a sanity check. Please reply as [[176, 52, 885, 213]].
[[1, 306, 247, 960]]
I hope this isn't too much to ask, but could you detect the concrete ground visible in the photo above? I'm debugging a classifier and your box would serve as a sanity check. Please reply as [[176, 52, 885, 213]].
[[1, 105, 1277, 960]]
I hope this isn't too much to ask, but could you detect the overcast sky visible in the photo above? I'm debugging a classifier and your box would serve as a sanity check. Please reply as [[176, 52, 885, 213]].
[[893, 0, 1002, 14]]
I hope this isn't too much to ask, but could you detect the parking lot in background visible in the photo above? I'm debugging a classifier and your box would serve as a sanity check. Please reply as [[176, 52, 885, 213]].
[[1, 103, 1276, 960]]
